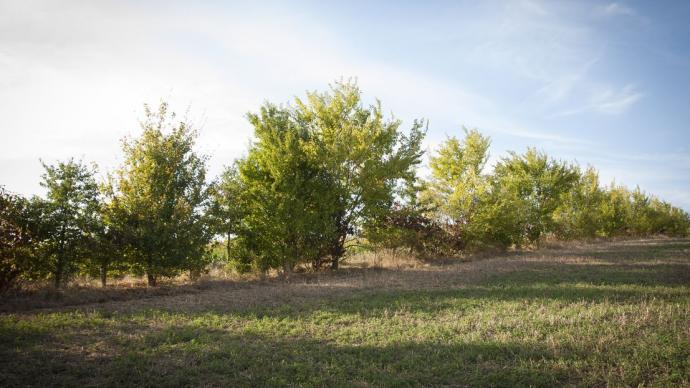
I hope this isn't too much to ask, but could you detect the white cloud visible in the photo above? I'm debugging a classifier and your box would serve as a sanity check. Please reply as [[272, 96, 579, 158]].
[[534, 58, 599, 104], [0, 1, 497, 196], [548, 84, 643, 117], [0, 1, 684, 211], [518, 0, 549, 16], [596, 2, 636, 17], [592, 84, 644, 114]]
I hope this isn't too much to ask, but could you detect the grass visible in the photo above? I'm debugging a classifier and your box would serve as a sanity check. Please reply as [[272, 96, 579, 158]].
[[1, 238, 689, 387]]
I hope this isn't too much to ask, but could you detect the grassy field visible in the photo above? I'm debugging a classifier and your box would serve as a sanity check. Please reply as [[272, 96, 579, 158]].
[[1, 239, 689, 387]]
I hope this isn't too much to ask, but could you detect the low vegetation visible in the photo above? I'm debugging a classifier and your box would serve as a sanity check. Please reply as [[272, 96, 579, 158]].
[[1, 238, 688, 386]]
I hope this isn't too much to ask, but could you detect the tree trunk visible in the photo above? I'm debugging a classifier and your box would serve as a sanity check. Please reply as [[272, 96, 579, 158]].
[[54, 256, 63, 289], [54, 270, 61, 289], [147, 273, 157, 287], [100, 262, 107, 287], [330, 235, 346, 270], [146, 253, 156, 286], [226, 232, 232, 260], [283, 261, 293, 278]]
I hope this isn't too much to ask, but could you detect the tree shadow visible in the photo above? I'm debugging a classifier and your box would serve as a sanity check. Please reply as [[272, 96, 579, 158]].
[[2, 243, 687, 387], [5, 315, 685, 387], [1, 326, 587, 387], [196, 259, 690, 320], [3, 239, 688, 386], [541, 238, 690, 263]]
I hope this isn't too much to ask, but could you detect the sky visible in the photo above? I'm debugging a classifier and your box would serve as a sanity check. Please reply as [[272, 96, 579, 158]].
[[1, 0, 689, 209]]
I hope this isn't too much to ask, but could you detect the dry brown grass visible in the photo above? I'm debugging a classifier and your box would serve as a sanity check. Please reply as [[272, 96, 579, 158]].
[[2, 237, 688, 315], [1, 237, 688, 386], [344, 248, 428, 269]]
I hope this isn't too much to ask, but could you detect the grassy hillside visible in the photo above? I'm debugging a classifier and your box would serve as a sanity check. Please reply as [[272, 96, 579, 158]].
[[1, 239, 689, 386]]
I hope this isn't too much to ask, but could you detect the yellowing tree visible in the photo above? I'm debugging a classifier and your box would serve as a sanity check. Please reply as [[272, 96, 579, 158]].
[[108, 103, 211, 286]]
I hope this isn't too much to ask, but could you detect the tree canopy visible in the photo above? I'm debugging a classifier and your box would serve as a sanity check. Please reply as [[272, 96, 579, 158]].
[[107, 102, 212, 285], [1, 81, 688, 291]]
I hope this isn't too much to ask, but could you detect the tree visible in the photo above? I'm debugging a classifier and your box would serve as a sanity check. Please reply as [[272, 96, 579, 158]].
[[38, 159, 101, 288], [0, 187, 42, 291], [84, 191, 124, 287], [224, 81, 425, 272], [553, 166, 605, 239], [492, 148, 579, 246], [599, 182, 632, 237], [293, 81, 425, 268], [422, 128, 492, 249], [231, 103, 340, 273], [109, 102, 212, 286], [209, 163, 247, 267], [363, 193, 460, 259]]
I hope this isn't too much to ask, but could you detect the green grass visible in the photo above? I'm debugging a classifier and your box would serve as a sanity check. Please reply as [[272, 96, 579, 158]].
[[1, 239, 689, 387]]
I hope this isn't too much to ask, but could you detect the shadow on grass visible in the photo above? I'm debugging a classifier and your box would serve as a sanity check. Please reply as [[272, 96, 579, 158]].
[[159, 257, 688, 322], [2, 259, 687, 386], [4, 314, 685, 387], [2, 238, 688, 314], [543, 238, 690, 263], [0, 326, 589, 387]]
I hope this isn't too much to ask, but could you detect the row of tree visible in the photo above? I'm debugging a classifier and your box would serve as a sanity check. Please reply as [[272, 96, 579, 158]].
[[2, 81, 689, 290], [1, 104, 212, 290], [378, 129, 690, 256]]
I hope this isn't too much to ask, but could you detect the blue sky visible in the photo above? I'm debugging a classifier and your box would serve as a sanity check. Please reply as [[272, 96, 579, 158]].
[[1, 0, 689, 209]]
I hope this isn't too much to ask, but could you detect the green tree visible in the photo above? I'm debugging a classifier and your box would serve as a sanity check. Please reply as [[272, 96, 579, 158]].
[[553, 166, 605, 239], [294, 81, 425, 268], [599, 182, 632, 237], [652, 200, 690, 236], [233, 103, 339, 273], [229, 81, 425, 271], [422, 128, 492, 249], [0, 187, 43, 291], [38, 159, 100, 288], [209, 163, 246, 266], [109, 102, 212, 286], [492, 148, 579, 246], [84, 191, 124, 287]]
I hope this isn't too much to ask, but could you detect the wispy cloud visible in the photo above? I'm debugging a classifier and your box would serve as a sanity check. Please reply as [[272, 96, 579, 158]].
[[595, 2, 636, 17], [592, 84, 644, 114], [0, 1, 498, 195], [518, 0, 548, 16], [600, 151, 690, 169], [0, 1, 686, 211], [534, 58, 599, 104], [549, 84, 643, 117]]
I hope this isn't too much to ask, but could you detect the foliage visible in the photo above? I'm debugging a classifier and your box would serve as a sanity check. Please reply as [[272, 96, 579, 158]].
[[364, 202, 462, 259], [2, 82, 689, 287], [594, 184, 690, 238], [233, 104, 338, 272], [426, 129, 491, 220], [229, 81, 425, 271], [423, 130, 689, 250], [421, 129, 493, 250], [37, 159, 101, 288], [552, 166, 605, 239], [0, 187, 42, 291], [107, 102, 212, 285], [491, 148, 580, 246], [293, 81, 426, 268], [83, 196, 127, 287]]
